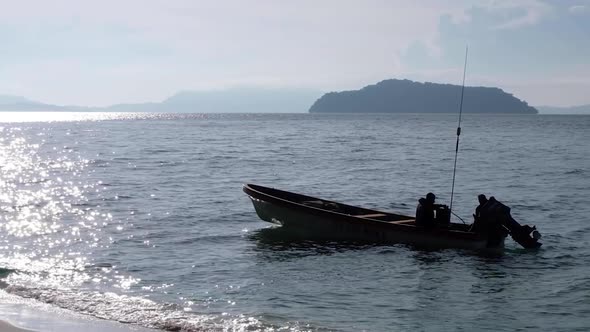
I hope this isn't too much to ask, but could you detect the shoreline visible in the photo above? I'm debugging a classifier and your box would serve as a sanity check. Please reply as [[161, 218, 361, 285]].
[[0, 320, 34, 332], [0, 290, 155, 332]]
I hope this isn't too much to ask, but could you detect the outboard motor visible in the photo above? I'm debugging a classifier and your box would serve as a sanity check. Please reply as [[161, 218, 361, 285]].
[[434, 204, 451, 227], [479, 197, 542, 249]]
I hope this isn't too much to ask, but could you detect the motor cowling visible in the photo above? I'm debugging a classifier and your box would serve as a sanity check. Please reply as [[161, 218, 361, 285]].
[[434, 204, 451, 226], [478, 197, 542, 249]]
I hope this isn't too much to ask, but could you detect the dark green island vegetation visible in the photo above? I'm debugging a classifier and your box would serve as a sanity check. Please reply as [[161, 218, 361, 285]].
[[309, 79, 538, 114]]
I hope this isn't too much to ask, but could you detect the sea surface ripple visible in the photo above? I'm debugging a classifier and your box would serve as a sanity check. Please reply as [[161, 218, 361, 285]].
[[0, 112, 589, 331]]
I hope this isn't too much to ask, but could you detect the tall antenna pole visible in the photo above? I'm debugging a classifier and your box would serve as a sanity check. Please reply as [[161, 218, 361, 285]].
[[449, 46, 468, 218]]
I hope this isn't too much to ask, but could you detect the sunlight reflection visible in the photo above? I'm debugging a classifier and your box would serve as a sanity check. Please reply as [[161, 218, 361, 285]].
[[0, 124, 136, 291], [0, 112, 153, 123]]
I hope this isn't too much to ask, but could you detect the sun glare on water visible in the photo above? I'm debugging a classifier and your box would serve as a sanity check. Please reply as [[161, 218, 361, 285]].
[[0, 112, 156, 123], [0, 121, 138, 290]]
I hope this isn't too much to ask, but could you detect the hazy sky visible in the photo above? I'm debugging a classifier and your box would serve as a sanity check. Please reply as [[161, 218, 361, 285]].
[[1, 0, 588, 107]]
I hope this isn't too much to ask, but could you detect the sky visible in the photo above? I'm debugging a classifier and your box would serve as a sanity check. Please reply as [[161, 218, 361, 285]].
[[0, 0, 589, 107]]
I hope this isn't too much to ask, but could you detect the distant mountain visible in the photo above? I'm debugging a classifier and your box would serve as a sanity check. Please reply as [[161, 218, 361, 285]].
[[0, 94, 55, 111], [309, 79, 538, 114], [536, 104, 590, 115], [0, 87, 323, 113], [0, 95, 89, 111], [157, 87, 320, 113], [0, 95, 40, 105]]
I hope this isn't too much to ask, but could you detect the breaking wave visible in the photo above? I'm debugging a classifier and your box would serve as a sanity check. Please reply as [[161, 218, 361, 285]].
[[3, 284, 310, 332]]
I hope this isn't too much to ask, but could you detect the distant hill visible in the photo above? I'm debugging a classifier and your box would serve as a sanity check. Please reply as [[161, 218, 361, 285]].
[[157, 87, 320, 113], [0, 87, 323, 113], [536, 104, 590, 115], [309, 79, 538, 114], [0, 95, 39, 105], [0, 94, 91, 112], [0, 94, 67, 111]]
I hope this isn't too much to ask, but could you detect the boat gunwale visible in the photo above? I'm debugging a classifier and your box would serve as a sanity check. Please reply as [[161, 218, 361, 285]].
[[243, 184, 482, 241]]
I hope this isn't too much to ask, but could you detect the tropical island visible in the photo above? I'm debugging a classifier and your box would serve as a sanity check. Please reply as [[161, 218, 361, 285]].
[[5, 82, 590, 114], [309, 79, 538, 114]]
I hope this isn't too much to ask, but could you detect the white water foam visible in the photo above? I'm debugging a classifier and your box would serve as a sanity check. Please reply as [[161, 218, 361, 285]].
[[3, 284, 307, 332]]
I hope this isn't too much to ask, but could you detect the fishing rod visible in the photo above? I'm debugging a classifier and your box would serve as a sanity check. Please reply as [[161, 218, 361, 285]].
[[451, 210, 467, 224], [449, 46, 468, 223]]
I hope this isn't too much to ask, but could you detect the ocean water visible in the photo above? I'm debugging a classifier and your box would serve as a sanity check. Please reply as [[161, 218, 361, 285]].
[[0, 112, 588, 331]]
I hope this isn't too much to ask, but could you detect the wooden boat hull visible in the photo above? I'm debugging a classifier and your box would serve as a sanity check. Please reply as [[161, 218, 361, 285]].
[[244, 184, 505, 250]]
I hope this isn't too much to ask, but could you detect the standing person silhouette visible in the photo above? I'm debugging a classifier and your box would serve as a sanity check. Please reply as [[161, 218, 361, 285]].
[[473, 194, 488, 222]]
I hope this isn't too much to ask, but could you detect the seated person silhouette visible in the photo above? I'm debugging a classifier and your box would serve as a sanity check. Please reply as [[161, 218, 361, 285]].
[[415, 192, 436, 229]]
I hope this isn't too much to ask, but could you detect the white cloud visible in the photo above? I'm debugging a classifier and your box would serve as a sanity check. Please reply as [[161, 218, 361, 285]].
[[0, 0, 585, 107], [0, 0, 469, 105], [569, 5, 588, 14], [482, 0, 553, 30]]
